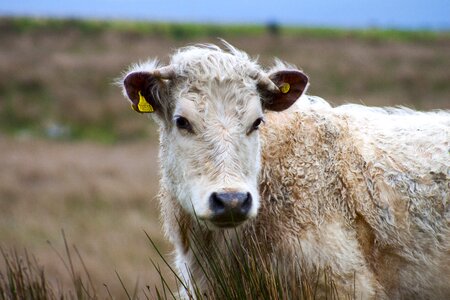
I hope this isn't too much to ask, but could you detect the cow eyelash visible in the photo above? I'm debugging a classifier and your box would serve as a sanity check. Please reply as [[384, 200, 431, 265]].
[[249, 117, 264, 134], [174, 115, 194, 133]]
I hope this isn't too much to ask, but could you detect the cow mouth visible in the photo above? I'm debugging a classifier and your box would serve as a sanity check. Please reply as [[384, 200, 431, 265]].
[[210, 214, 248, 228], [211, 220, 246, 228]]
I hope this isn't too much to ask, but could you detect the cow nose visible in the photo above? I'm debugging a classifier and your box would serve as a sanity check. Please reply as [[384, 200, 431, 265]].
[[209, 192, 252, 227]]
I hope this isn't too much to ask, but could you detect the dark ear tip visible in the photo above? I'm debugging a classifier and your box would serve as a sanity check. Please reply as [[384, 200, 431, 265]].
[[263, 69, 309, 112], [299, 72, 309, 85], [269, 70, 309, 92]]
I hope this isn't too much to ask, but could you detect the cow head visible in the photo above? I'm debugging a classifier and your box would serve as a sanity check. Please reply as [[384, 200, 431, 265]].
[[121, 44, 308, 228]]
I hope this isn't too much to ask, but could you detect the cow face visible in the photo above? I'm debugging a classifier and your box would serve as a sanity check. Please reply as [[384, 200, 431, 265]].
[[122, 46, 308, 228]]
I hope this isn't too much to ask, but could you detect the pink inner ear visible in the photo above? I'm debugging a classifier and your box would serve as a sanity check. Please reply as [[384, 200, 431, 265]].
[[265, 70, 309, 112]]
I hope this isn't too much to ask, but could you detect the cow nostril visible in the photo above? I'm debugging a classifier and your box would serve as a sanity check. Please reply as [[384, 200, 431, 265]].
[[209, 192, 226, 214], [240, 192, 252, 214]]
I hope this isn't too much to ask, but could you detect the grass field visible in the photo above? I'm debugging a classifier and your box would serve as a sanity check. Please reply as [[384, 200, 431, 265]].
[[0, 17, 449, 298]]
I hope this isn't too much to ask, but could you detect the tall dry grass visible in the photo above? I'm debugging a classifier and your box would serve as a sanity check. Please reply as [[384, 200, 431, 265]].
[[1, 234, 98, 300], [148, 225, 347, 300], [1, 226, 348, 300]]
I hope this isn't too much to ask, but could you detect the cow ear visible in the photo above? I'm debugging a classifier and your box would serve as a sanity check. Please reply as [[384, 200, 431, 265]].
[[261, 70, 309, 112], [123, 71, 164, 113]]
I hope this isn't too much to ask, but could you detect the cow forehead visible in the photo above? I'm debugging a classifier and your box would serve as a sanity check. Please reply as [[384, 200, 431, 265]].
[[174, 79, 263, 123]]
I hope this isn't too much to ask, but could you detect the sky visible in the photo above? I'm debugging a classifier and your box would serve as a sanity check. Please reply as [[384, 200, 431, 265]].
[[1, 0, 449, 30]]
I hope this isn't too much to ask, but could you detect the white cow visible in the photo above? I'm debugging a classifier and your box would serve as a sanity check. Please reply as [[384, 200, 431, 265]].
[[121, 42, 450, 299]]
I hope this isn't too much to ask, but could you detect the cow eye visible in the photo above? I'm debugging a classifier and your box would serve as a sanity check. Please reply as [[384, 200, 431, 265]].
[[249, 117, 264, 133], [174, 115, 193, 133]]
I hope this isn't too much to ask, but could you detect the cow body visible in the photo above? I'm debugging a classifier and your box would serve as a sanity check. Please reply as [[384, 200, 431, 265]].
[[121, 43, 450, 299], [260, 98, 450, 298]]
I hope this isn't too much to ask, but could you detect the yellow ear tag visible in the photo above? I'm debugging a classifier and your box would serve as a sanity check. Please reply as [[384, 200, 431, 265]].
[[280, 83, 290, 94], [135, 91, 154, 113]]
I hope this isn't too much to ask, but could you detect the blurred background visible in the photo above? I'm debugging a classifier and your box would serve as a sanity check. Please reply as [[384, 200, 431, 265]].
[[0, 0, 449, 298]]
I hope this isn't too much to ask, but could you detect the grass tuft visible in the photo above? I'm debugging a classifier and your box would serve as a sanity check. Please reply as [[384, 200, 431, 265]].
[[0, 248, 54, 300], [0, 232, 98, 300], [146, 222, 352, 300], [1, 227, 354, 299]]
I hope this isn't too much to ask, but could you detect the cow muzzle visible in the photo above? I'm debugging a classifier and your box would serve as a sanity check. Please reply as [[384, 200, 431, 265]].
[[208, 191, 252, 228]]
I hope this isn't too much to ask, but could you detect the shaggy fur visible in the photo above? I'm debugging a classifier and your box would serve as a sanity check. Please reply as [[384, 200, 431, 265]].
[[121, 43, 450, 299]]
